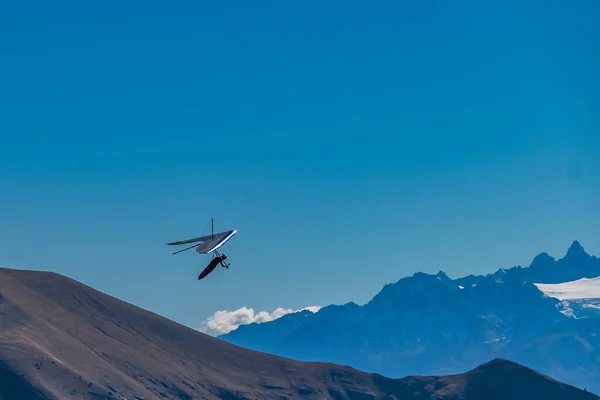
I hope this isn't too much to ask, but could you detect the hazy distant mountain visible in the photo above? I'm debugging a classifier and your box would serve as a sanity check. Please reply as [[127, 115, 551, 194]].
[[220, 241, 600, 394], [3, 268, 595, 399], [493, 240, 600, 284]]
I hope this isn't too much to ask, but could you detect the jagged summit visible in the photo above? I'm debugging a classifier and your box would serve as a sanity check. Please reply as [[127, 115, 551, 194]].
[[436, 270, 451, 280], [531, 251, 556, 267], [565, 240, 589, 259], [371, 270, 454, 303], [529, 240, 590, 266], [490, 240, 599, 284], [402, 270, 452, 282]]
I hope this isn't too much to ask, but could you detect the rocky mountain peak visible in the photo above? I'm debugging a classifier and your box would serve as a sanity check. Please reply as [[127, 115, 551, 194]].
[[565, 240, 589, 259]]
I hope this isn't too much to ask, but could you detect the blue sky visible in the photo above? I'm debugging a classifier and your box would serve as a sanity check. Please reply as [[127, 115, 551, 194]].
[[1, 1, 599, 330]]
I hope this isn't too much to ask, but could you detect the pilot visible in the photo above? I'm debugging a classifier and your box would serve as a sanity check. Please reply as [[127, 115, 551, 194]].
[[198, 254, 229, 279], [219, 254, 229, 268]]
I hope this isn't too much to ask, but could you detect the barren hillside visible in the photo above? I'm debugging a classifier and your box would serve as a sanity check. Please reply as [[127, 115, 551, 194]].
[[0, 267, 596, 400]]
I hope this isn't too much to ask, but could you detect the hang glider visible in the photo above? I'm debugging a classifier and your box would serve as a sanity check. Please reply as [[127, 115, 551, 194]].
[[167, 218, 237, 281], [166, 229, 237, 255]]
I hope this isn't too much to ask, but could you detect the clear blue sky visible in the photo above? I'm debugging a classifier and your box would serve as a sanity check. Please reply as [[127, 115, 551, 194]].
[[1, 1, 598, 329]]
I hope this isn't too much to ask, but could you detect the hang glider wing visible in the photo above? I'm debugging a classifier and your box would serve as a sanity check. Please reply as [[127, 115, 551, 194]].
[[195, 229, 237, 254], [167, 229, 237, 254], [166, 234, 214, 246]]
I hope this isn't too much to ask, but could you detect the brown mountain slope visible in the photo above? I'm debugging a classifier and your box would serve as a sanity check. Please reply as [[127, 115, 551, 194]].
[[373, 358, 598, 399], [0, 267, 596, 400]]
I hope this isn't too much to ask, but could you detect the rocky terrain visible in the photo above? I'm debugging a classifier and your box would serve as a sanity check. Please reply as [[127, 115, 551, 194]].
[[0, 266, 597, 399]]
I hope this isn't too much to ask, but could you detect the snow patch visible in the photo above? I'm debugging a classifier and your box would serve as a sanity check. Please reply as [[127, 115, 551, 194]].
[[557, 304, 576, 318], [534, 277, 600, 300], [484, 334, 509, 344], [536, 278, 600, 319]]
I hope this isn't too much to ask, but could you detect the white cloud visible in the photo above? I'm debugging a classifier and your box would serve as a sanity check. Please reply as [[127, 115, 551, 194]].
[[199, 305, 321, 336]]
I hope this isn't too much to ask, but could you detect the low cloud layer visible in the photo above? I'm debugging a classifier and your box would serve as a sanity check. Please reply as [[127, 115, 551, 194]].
[[199, 305, 321, 336]]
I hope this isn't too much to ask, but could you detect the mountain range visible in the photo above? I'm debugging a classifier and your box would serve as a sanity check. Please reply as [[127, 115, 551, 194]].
[[2, 267, 596, 399], [220, 240, 600, 394]]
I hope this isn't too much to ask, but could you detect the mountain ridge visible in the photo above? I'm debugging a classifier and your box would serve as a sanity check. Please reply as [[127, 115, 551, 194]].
[[489, 240, 600, 283], [220, 241, 600, 393], [3, 266, 597, 399]]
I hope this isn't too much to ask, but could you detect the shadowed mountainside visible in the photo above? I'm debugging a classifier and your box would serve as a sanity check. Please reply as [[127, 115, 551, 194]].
[[0, 267, 597, 400], [220, 241, 600, 393]]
